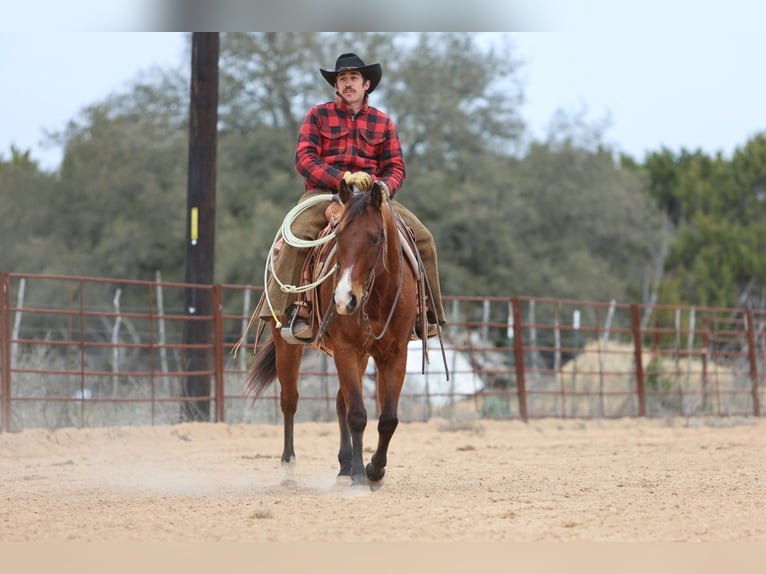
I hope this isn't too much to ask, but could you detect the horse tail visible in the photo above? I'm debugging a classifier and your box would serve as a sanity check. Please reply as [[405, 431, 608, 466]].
[[246, 336, 278, 399]]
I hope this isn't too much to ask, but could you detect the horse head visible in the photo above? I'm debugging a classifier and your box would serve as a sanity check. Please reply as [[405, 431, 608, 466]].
[[332, 180, 388, 315]]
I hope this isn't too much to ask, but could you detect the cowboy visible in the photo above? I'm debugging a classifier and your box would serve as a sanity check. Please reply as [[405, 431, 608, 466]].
[[260, 52, 446, 342]]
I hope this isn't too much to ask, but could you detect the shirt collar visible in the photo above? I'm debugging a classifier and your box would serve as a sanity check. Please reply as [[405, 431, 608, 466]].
[[335, 95, 369, 115]]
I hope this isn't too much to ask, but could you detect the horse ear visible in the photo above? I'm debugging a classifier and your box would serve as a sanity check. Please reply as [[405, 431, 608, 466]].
[[370, 181, 384, 210], [339, 179, 353, 204]]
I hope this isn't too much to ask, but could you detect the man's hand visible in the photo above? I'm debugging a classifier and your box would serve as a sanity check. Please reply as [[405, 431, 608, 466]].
[[376, 180, 390, 199], [342, 171, 373, 191]]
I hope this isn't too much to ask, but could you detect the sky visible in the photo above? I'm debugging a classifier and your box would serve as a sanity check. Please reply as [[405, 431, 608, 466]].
[[2, 5, 766, 171], [0, 32, 189, 171]]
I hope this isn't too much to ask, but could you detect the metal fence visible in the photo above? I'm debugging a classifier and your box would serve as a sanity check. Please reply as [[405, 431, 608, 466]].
[[1, 271, 763, 431]]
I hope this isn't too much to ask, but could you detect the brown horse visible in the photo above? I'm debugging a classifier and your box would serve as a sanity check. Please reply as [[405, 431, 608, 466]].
[[246, 180, 419, 487]]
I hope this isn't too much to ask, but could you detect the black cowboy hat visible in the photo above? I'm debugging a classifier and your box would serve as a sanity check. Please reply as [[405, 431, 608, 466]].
[[320, 52, 382, 94]]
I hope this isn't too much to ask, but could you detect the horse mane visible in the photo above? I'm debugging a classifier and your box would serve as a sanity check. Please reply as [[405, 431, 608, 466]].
[[336, 191, 371, 233]]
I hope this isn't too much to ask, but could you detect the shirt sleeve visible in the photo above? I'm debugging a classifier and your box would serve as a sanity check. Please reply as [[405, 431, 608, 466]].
[[377, 117, 406, 198], [295, 105, 345, 190]]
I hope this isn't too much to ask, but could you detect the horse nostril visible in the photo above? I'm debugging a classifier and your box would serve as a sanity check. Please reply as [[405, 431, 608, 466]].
[[348, 294, 357, 311]]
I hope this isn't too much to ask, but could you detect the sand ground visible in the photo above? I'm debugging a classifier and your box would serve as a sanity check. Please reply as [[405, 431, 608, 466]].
[[1, 416, 764, 542]]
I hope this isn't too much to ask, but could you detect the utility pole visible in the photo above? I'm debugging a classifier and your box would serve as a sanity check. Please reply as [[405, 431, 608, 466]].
[[182, 32, 219, 421]]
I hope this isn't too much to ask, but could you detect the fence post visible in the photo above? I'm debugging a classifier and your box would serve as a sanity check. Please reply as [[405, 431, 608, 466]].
[[0, 272, 11, 432], [745, 308, 761, 417], [213, 284, 225, 423], [511, 297, 528, 422], [630, 304, 646, 416]]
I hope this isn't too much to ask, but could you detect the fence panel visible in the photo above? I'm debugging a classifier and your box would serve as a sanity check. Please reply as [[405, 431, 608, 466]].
[[1, 272, 764, 431]]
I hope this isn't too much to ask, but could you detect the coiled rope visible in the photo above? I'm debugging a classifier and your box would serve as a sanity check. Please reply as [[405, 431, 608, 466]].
[[264, 194, 337, 326]]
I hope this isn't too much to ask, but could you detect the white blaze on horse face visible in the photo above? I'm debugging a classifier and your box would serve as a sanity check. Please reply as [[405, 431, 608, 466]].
[[334, 265, 356, 314]]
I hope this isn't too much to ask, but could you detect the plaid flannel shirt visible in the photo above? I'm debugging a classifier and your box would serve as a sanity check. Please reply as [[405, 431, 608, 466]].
[[295, 98, 406, 197]]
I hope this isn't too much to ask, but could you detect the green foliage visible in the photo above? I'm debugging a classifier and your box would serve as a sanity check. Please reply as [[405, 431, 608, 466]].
[[55, 92, 188, 280], [504, 138, 672, 302], [0, 150, 60, 273], [644, 133, 766, 308]]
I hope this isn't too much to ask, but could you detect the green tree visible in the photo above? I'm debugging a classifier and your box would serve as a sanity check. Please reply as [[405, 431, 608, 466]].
[[645, 133, 766, 308], [0, 148, 60, 272], [508, 134, 672, 303]]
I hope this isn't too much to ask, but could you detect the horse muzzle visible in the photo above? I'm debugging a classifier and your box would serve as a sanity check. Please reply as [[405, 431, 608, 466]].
[[334, 291, 358, 315], [333, 268, 363, 315]]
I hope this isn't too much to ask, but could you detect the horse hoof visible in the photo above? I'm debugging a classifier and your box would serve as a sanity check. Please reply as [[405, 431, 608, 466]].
[[335, 474, 353, 487], [281, 457, 296, 484], [366, 463, 385, 483]]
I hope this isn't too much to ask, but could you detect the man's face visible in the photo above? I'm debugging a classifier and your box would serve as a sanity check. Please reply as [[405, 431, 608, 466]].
[[335, 70, 370, 107]]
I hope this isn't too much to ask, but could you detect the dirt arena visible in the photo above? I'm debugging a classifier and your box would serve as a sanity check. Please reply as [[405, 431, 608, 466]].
[[1, 416, 765, 543]]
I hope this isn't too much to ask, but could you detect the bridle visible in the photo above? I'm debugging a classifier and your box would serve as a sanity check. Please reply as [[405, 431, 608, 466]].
[[317, 197, 405, 344]]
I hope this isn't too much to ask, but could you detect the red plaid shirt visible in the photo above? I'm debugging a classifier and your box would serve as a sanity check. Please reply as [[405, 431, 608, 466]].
[[295, 97, 406, 197]]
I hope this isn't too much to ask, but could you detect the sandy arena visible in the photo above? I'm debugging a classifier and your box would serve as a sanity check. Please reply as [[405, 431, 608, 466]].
[[1, 416, 765, 542]]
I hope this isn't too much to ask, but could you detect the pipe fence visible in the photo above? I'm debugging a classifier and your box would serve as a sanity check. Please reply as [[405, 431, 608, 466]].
[[1, 271, 763, 432]]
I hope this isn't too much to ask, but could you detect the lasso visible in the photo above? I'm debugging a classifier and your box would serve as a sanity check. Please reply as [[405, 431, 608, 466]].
[[264, 194, 338, 326]]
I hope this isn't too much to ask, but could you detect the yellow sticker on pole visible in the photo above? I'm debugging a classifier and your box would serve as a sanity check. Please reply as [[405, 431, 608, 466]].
[[191, 207, 199, 245]]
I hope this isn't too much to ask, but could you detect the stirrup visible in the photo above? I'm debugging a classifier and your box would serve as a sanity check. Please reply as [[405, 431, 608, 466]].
[[280, 305, 314, 345], [412, 317, 439, 340]]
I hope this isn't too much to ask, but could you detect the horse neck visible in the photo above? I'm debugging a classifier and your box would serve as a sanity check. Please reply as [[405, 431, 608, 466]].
[[374, 204, 404, 289]]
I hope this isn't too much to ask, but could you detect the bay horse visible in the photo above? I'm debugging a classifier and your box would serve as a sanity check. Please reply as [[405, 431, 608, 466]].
[[246, 180, 419, 487]]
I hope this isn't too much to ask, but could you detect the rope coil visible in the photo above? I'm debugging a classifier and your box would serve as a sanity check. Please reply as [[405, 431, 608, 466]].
[[264, 194, 337, 325]]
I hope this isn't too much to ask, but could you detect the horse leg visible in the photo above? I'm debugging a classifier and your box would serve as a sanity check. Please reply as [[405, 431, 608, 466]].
[[366, 357, 406, 483], [336, 389, 353, 478], [272, 332, 304, 479], [334, 356, 369, 486]]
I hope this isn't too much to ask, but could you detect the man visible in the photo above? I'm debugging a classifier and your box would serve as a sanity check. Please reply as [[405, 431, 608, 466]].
[[261, 52, 445, 342]]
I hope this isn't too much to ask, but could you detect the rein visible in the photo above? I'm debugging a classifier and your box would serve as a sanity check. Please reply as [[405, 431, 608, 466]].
[[359, 199, 405, 341]]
